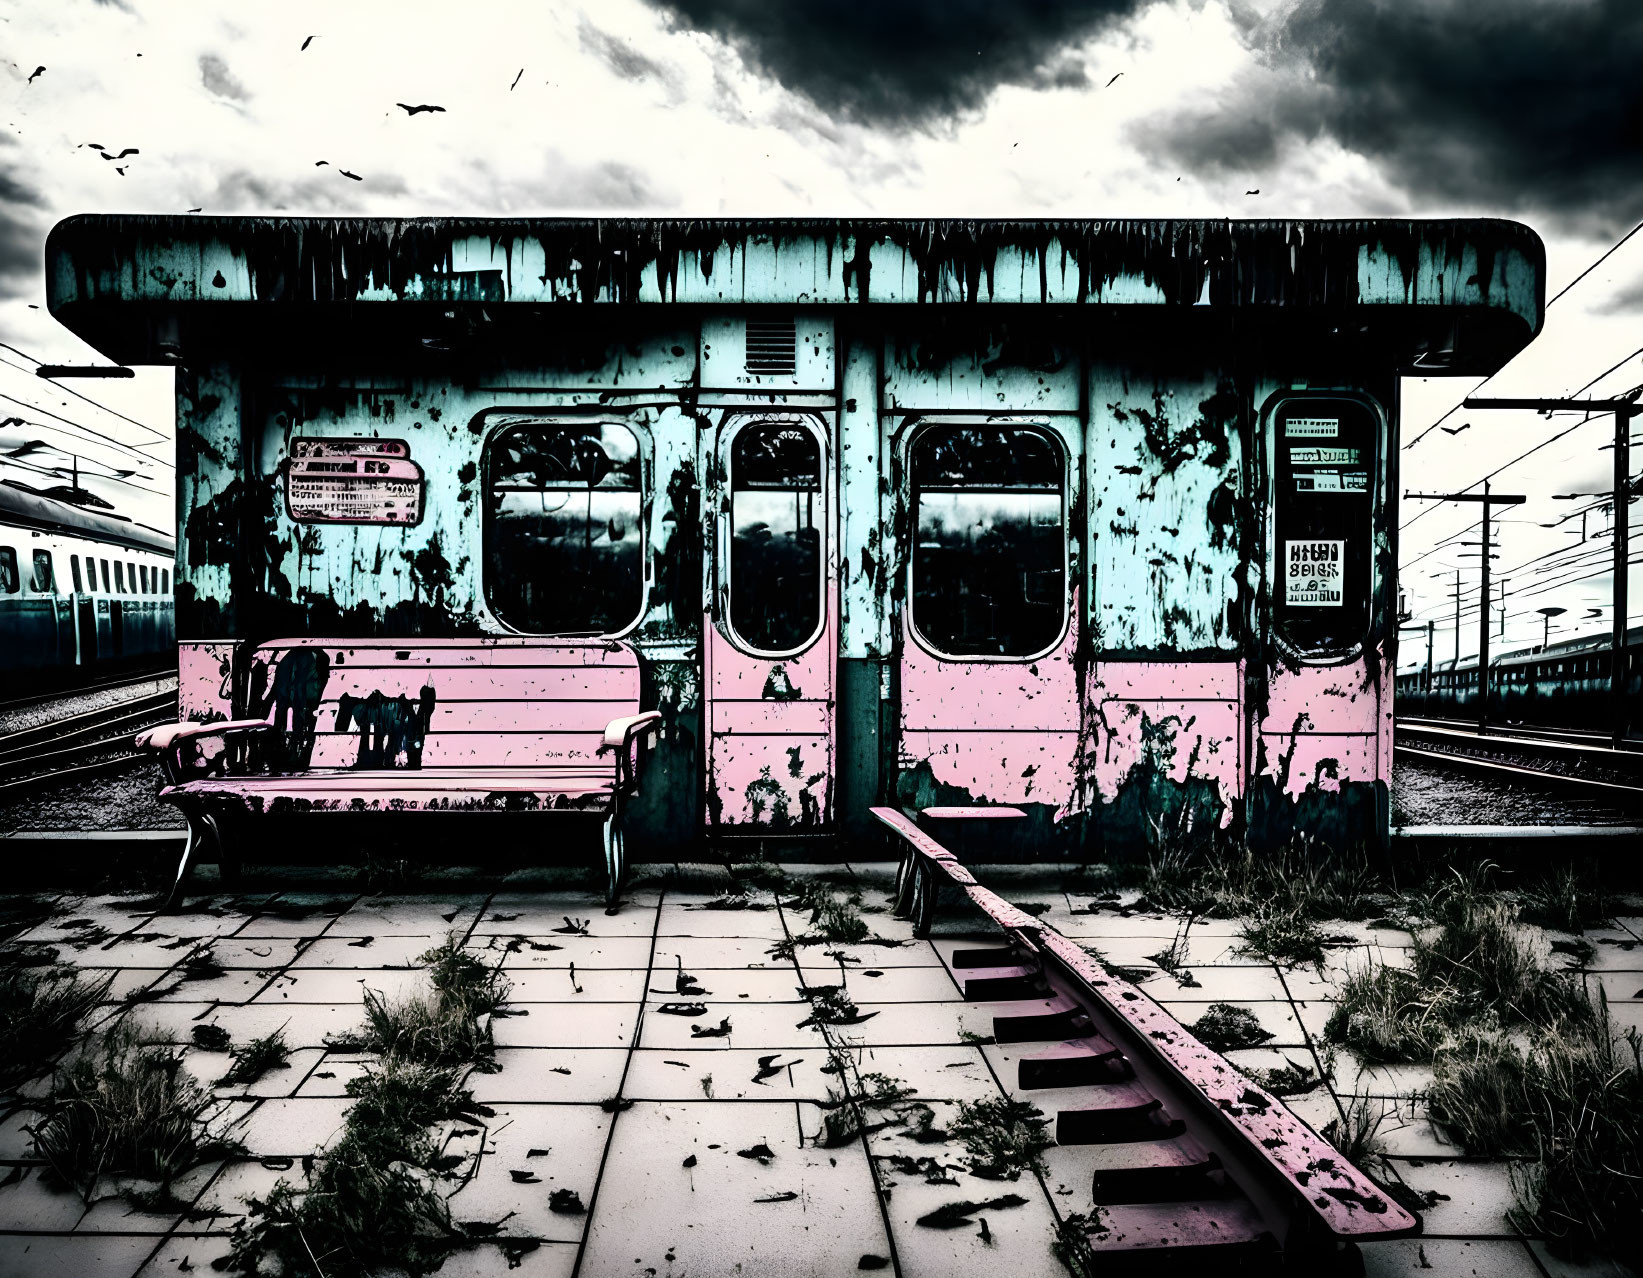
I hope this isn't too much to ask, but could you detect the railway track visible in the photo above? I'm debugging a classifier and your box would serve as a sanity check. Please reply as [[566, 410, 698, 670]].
[[875, 807, 1416, 1272], [1397, 715, 1643, 753], [0, 687, 175, 794], [1395, 717, 1643, 801], [0, 665, 173, 717]]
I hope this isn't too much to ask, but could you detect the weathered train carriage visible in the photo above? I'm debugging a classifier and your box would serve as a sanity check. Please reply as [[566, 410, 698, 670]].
[[46, 216, 1543, 867]]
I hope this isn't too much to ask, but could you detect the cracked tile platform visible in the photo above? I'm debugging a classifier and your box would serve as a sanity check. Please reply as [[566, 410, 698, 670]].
[[2, 877, 1636, 1278]]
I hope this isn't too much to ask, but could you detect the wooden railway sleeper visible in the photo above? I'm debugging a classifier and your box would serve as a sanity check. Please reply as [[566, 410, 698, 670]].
[[871, 806, 1416, 1274]]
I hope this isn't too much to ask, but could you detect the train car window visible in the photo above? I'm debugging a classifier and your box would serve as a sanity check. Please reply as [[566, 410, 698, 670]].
[[100, 560, 110, 593], [138, 564, 147, 593], [71, 556, 83, 593], [485, 422, 644, 635], [31, 550, 53, 594], [1271, 395, 1378, 656], [126, 562, 136, 593], [84, 557, 96, 591], [161, 568, 169, 594], [729, 423, 823, 654], [910, 424, 1066, 658], [0, 548, 16, 595], [113, 562, 124, 593]]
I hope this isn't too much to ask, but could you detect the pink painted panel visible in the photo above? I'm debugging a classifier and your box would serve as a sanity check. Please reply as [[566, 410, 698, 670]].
[[1093, 660, 1240, 703], [899, 729, 1079, 811], [707, 640, 831, 701], [178, 641, 236, 723], [707, 732, 832, 828], [1083, 664, 1242, 827], [710, 699, 831, 735], [307, 731, 607, 769], [285, 667, 643, 702], [1257, 732, 1378, 799], [266, 637, 641, 669], [1261, 654, 1382, 735], [305, 699, 637, 733], [901, 602, 1078, 733]]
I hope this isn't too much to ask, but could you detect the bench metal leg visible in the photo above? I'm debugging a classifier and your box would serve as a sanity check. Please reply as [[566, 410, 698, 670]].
[[602, 811, 625, 913], [910, 859, 936, 938], [164, 811, 220, 912], [892, 852, 917, 919]]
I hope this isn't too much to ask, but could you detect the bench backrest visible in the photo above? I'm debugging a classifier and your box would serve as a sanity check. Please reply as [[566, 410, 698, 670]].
[[243, 638, 642, 771]]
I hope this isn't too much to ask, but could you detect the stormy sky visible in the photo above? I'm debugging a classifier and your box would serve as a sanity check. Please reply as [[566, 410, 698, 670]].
[[2, 0, 1641, 657]]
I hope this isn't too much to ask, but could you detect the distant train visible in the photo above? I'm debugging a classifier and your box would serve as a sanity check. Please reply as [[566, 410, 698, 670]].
[[0, 481, 174, 674], [1395, 625, 1643, 730]]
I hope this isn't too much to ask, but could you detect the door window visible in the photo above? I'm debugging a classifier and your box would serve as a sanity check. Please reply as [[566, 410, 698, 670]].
[[728, 422, 823, 654], [909, 425, 1066, 658], [31, 550, 54, 594]]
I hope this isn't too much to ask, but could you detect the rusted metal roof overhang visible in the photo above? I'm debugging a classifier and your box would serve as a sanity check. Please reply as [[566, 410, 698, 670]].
[[44, 216, 1544, 373]]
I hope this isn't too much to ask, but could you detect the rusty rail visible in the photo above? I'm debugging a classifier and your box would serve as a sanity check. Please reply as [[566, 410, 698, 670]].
[[873, 805, 1420, 1270]]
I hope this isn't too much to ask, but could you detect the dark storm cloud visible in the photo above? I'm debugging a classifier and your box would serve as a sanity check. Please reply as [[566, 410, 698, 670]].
[[199, 53, 249, 102], [0, 143, 48, 286], [578, 18, 677, 89], [1136, 0, 1643, 232], [644, 0, 1154, 125]]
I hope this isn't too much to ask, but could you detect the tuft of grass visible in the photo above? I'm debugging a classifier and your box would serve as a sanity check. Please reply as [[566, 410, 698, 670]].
[[1257, 1057, 1322, 1096], [189, 1024, 231, 1053], [1324, 965, 1454, 1064], [225, 1058, 485, 1277], [1517, 864, 1611, 934], [1052, 1209, 1107, 1277], [1239, 903, 1338, 968], [354, 933, 512, 1068], [180, 947, 225, 982], [32, 1021, 241, 1203], [1145, 916, 1199, 987], [1188, 1003, 1274, 1052], [1320, 1094, 1390, 1177], [1414, 888, 1589, 1029], [947, 1097, 1052, 1181], [217, 1028, 291, 1088], [0, 964, 112, 1090]]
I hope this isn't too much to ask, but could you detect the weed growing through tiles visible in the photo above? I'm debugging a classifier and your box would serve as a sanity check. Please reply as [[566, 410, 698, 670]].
[[1426, 995, 1643, 1260], [1515, 863, 1611, 934], [1052, 1209, 1108, 1276], [948, 1097, 1052, 1181], [1257, 1058, 1322, 1096], [0, 963, 111, 1090], [225, 931, 520, 1276], [31, 1020, 241, 1205], [1187, 1003, 1274, 1052], [356, 932, 512, 1069], [225, 1059, 488, 1276], [216, 1027, 291, 1087], [1319, 1094, 1390, 1177], [1324, 965, 1454, 1064], [1145, 915, 1200, 986]]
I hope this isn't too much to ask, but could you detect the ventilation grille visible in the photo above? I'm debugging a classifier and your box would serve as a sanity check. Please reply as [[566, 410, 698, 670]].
[[745, 317, 797, 375]]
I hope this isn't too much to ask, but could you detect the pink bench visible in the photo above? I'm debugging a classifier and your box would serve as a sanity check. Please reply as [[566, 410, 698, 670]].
[[137, 638, 660, 909]]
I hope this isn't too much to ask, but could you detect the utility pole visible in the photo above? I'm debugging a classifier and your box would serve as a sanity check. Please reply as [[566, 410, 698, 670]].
[[1426, 618, 1435, 694], [1466, 396, 1638, 747], [1408, 484, 1526, 733]]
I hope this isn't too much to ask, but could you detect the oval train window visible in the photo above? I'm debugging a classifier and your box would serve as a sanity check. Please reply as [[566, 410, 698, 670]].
[[484, 422, 644, 635], [910, 425, 1066, 658], [728, 422, 823, 654]]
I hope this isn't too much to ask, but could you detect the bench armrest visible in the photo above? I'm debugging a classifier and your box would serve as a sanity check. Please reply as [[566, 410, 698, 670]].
[[137, 720, 274, 786], [598, 711, 663, 790]]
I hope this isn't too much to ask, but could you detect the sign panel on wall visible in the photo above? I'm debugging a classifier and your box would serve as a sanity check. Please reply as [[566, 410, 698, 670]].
[[286, 438, 425, 526]]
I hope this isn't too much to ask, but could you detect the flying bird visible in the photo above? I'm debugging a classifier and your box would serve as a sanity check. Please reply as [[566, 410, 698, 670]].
[[301, 35, 315, 51], [27, 66, 44, 83], [1440, 423, 1471, 435], [99, 148, 138, 160], [338, 169, 362, 180], [510, 68, 523, 91], [314, 160, 328, 167], [1105, 72, 1123, 87], [1585, 608, 1604, 617], [396, 102, 445, 115], [1246, 188, 1260, 195], [186, 207, 202, 213]]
